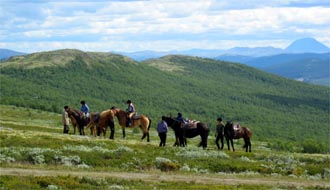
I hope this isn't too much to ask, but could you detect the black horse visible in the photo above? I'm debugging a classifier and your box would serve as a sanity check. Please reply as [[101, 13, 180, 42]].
[[65, 107, 90, 135], [224, 121, 252, 152], [163, 116, 209, 149]]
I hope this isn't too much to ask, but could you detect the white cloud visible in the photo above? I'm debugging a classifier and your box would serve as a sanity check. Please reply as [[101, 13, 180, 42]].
[[0, 0, 329, 52]]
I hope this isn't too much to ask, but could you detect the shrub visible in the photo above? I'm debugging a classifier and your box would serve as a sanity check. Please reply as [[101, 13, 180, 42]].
[[155, 157, 180, 172], [302, 139, 327, 154]]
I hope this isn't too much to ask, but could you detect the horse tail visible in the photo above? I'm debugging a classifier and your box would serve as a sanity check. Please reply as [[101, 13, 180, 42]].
[[147, 117, 151, 131], [246, 127, 252, 138]]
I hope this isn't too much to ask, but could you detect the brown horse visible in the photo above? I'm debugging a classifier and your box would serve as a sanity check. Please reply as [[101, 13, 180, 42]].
[[69, 115, 78, 134], [65, 107, 90, 135], [86, 109, 115, 138], [84, 112, 102, 136], [70, 113, 98, 136], [110, 107, 151, 142], [224, 121, 252, 152]]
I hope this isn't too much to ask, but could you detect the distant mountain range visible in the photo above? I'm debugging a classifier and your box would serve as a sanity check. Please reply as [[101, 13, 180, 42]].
[[216, 53, 330, 86], [0, 49, 26, 60], [118, 37, 329, 61], [214, 38, 330, 86]]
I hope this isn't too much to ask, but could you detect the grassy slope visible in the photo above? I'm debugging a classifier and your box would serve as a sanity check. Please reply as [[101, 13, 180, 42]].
[[0, 50, 329, 150], [0, 105, 329, 190]]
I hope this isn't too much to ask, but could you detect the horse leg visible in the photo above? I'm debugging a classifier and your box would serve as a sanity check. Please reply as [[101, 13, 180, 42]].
[[173, 135, 178, 146], [230, 139, 235, 151], [141, 133, 147, 141], [181, 136, 186, 147], [110, 126, 115, 139], [122, 128, 126, 139], [243, 138, 248, 152], [226, 139, 230, 151], [79, 125, 83, 135], [73, 125, 76, 135], [147, 132, 150, 142], [97, 126, 101, 136], [248, 139, 252, 152], [201, 135, 207, 149]]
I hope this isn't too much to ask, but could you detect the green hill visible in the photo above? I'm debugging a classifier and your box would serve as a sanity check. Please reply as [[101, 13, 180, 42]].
[[0, 49, 328, 152]]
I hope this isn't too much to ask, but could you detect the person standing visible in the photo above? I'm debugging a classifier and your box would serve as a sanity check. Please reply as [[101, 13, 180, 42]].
[[126, 100, 136, 127], [215, 117, 225, 150], [62, 106, 70, 134], [157, 116, 168, 147]]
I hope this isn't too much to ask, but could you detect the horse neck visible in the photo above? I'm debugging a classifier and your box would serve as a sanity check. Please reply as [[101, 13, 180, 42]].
[[112, 108, 126, 123], [166, 118, 179, 129], [224, 123, 234, 136], [68, 109, 84, 124]]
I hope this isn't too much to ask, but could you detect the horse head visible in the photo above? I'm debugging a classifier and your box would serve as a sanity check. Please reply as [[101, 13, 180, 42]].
[[163, 116, 180, 129], [224, 121, 235, 135], [65, 107, 79, 118]]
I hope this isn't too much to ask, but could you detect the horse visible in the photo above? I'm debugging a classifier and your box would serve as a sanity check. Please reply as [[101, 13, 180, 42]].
[[163, 116, 209, 149], [110, 107, 151, 142], [224, 121, 252, 152], [65, 107, 90, 135], [162, 116, 185, 147], [85, 109, 115, 138], [84, 112, 103, 137], [69, 115, 78, 134]]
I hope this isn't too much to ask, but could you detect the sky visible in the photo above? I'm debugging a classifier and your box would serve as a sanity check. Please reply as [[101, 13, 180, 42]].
[[0, 0, 329, 53]]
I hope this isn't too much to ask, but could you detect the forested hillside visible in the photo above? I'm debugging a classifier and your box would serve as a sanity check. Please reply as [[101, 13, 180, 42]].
[[0, 49, 328, 152]]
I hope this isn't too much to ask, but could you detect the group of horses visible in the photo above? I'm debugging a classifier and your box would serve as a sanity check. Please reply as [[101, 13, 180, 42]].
[[65, 106, 252, 152]]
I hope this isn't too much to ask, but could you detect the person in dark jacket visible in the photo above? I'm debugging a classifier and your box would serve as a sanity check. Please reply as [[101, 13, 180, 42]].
[[176, 112, 187, 124], [126, 100, 136, 127], [215, 117, 225, 150], [157, 116, 168, 147]]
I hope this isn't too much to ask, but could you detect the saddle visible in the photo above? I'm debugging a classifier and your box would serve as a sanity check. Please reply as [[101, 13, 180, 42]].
[[233, 124, 241, 137], [182, 120, 199, 129], [93, 113, 100, 123], [132, 114, 141, 120]]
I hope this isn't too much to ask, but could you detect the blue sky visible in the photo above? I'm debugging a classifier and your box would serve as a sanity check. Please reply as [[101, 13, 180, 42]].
[[0, 0, 329, 53]]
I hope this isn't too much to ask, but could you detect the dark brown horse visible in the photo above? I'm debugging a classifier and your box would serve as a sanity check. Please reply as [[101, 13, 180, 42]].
[[65, 107, 90, 135], [110, 107, 151, 141], [163, 116, 209, 149], [224, 121, 252, 152]]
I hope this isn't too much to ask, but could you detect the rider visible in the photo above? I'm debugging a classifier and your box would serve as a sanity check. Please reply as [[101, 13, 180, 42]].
[[80, 100, 90, 119], [176, 112, 188, 124], [126, 100, 135, 127]]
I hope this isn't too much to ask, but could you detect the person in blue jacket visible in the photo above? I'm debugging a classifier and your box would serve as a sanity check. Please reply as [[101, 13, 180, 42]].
[[157, 116, 168, 147], [80, 100, 90, 119]]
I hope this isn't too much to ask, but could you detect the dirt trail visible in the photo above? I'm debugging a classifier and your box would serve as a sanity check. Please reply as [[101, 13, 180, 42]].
[[1, 167, 329, 188]]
